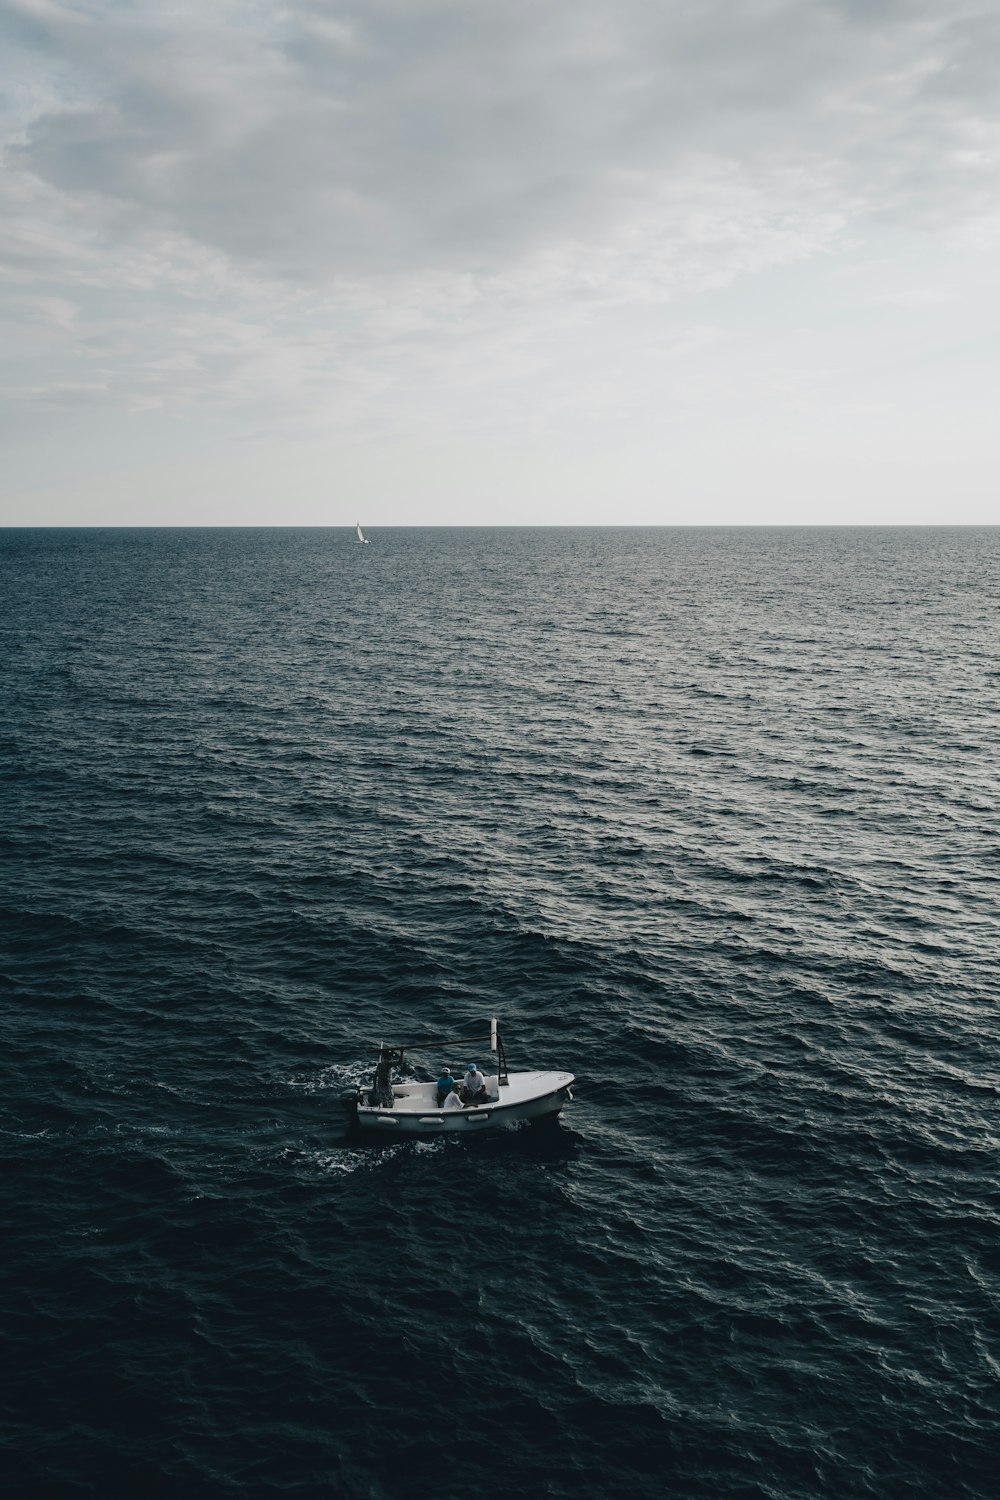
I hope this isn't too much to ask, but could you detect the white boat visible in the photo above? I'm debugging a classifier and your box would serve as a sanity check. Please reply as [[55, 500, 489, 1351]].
[[355, 522, 370, 544], [344, 1019, 574, 1138]]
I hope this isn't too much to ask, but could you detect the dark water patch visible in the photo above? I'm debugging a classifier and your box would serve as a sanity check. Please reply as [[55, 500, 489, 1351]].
[[3, 527, 999, 1498]]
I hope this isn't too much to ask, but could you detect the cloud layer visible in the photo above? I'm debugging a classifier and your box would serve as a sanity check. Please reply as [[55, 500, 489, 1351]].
[[2, 0, 999, 518]]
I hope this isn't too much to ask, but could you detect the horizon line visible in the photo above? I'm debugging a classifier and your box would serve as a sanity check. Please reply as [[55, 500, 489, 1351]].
[[3, 522, 999, 532]]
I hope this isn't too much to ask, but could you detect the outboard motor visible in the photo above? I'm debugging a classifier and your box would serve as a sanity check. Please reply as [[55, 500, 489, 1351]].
[[340, 1086, 361, 1124]]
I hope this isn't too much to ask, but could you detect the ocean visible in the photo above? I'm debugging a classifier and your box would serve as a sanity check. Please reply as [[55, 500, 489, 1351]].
[[2, 526, 997, 1499]]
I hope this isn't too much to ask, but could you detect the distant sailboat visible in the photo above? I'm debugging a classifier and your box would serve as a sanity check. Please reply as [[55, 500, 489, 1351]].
[[355, 522, 370, 545]]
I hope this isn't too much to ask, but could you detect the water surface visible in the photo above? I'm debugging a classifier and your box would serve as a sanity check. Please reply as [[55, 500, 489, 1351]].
[[2, 527, 998, 1498]]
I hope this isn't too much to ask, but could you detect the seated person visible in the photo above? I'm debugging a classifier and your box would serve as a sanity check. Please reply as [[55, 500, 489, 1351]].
[[443, 1088, 465, 1111], [459, 1062, 488, 1106], [436, 1067, 457, 1107]]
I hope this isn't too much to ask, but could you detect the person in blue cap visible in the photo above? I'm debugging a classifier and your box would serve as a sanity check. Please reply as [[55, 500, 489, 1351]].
[[459, 1061, 488, 1106], [436, 1066, 457, 1107]]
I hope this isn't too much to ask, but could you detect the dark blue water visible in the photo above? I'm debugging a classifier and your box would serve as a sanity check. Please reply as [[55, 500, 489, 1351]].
[[2, 527, 998, 1500]]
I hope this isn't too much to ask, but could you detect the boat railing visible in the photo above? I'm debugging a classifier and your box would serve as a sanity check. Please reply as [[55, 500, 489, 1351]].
[[371, 1018, 510, 1084]]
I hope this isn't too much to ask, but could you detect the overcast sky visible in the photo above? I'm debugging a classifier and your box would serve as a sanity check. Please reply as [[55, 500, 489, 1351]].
[[2, 0, 998, 525]]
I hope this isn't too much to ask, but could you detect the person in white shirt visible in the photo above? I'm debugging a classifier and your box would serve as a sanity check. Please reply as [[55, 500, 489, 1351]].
[[443, 1089, 464, 1110], [459, 1062, 488, 1105]]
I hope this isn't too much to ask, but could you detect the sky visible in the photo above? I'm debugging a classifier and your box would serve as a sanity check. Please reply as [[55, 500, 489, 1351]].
[[1, 0, 999, 526]]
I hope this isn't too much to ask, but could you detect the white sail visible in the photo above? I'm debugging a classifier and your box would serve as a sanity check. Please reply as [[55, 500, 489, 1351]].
[[355, 522, 369, 544]]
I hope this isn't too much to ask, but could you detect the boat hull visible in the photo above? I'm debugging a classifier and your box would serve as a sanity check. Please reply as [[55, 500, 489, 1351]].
[[354, 1070, 574, 1138]]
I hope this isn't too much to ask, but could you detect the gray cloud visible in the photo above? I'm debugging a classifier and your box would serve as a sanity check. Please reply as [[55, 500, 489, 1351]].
[[3, 0, 1000, 524], [5, 0, 999, 285]]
